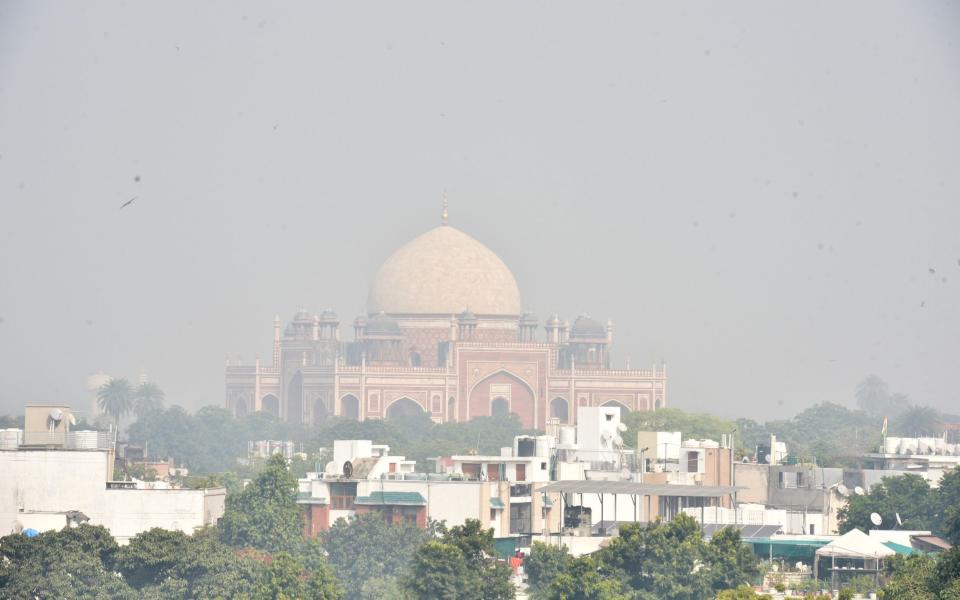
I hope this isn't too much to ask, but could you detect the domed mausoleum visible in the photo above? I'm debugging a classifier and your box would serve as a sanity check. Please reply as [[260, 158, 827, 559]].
[[225, 206, 666, 429]]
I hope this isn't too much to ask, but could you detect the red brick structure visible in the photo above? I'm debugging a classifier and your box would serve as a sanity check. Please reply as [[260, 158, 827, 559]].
[[226, 207, 666, 429]]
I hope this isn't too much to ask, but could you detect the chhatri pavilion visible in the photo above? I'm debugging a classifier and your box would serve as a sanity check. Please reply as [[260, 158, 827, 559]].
[[225, 206, 666, 429]]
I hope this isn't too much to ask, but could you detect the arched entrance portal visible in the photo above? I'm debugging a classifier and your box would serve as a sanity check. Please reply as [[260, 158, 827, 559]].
[[601, 400, 630, 418], [234, 395, 249, 418], [340, 395, 360, 421], [287, 372, 303, 424], [491, 397, 510, 417], [467, 370, 537, 428], [261, 394, 279, 418], [386, 397, 424, 420], [313, 397, 328, 426], [550, 397, 569, 423]]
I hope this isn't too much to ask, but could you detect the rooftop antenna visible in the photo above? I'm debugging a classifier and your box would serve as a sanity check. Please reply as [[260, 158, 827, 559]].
[[441, 190, 449, 226], [870, 512, 883, 527]]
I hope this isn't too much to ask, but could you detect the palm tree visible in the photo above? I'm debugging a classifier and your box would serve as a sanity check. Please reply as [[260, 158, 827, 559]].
[[97, 378, 134, 432], [134, 381, 165, 418], [891, 405, 943, 437]]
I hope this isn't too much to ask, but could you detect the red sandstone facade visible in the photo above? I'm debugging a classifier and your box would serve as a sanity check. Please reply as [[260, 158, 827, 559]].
[[225, 218, 666, 428]]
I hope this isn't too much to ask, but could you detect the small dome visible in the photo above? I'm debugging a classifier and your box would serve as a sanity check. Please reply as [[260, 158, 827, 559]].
[[520, 312, 539, 326], [292, 309, 314, 323], [570, 315, 606, 339], [353, 315, 368, 327], [459, 309, 478, 324], [546, 314, 563, 327], [319, 309, 339, 323], [365, 312, 401, 336]]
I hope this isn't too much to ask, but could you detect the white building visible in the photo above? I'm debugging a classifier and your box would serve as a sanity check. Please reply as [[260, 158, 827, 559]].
[[0, 405, 225, 543]]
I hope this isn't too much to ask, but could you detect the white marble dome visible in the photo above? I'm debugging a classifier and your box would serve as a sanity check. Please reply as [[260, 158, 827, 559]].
[[367, 225, 522, 316]]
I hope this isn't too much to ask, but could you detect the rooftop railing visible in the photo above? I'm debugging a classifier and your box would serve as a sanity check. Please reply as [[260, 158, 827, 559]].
[[20, 430, 115, 450]]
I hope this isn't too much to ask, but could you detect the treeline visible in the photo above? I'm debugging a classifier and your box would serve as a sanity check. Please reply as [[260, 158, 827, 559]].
[[622, 375, 956, 468], [838, 470, 960, 538], [524, 516, 762, 599], [126, 406, 529, 475]]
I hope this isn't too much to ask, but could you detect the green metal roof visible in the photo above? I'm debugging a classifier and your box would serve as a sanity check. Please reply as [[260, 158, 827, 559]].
[[296, 492, 328, 505], [490, 497, 505, 509], [354, 491, 426, 506], [747, 538, 829, 561], [883, 541, 917, 555]]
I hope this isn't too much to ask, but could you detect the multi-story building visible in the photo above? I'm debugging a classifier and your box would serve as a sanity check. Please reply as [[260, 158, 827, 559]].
[[0, 405, 225, 543]]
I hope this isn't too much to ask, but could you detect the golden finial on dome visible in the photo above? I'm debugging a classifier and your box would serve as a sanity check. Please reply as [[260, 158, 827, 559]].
[[441, 190, 449, 225]]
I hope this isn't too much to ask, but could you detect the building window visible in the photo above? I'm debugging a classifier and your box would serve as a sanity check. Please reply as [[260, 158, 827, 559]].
[[687, 452, 699, 473], [410, 351, 422, 367]]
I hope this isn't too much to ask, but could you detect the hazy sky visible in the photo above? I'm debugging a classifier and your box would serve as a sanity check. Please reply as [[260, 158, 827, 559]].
[[1, 1, 958, 421]]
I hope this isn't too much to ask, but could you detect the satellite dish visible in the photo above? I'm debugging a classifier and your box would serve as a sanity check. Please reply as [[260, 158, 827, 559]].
[[620, 468, 632, 480], [613, 434, 624, 447], [342, 461, 353, 478], [837, 484, 849, 497], [854, 486, 865, 496], [896, 513, 903, 527], [870, 512, 883, 527], [323, 461, 338, 476], [67, 413, 76, 426], [617, 422, 628, 432], [49, 409, 63, 422]]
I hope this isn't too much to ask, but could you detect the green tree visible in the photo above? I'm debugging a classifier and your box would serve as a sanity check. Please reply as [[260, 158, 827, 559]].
[[838, 474, 937, 533], [525, 542, 572, 596], [706, 527, 763, 592], [540, 516, 760, 600], [0, 524, 134, 600], [98, 378, 135, 432], [219, 454, 304, 553], [406, 540, 475, 599], [716, 585, 772, 600], [405, 519, 514, 600], [116, 528, 191, 588], [600, 514, 710, 600], [134, 381, 165, 418], [323, 512, 429, 600], [938, 468, 960, 546], [882, 554, 939, 600], [891, 405, 943, 437], [544, 555, 630, 600]]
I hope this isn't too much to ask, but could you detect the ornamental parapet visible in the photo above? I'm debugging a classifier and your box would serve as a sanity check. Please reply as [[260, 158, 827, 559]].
[[551, 368, 663, 378]]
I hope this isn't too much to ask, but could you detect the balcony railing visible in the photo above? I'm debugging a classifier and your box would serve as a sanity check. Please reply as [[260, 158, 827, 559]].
[[510, 484, 532, 497], [20, 431, 115, 450]]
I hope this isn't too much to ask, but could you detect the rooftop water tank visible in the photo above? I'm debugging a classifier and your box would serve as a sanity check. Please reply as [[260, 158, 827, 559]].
[[0, 429, 22, 450], [72, 430, 99, 450]]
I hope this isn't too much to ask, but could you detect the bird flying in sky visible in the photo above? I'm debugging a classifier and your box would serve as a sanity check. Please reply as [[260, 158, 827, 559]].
[[119, 196, 137, 210]]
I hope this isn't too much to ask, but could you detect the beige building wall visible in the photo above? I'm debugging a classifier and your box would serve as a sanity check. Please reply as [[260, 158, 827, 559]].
[[734, 463, 770, 504]]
